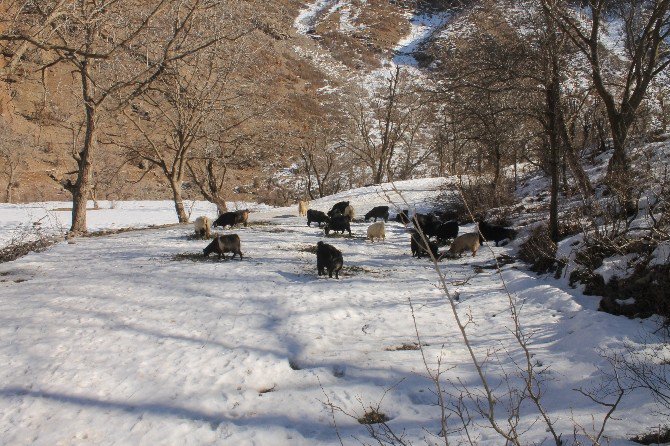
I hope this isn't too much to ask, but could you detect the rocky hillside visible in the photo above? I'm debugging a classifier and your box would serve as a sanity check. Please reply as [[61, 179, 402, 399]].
[[0, 0, 434, 203], [2, 0, 667, 206]]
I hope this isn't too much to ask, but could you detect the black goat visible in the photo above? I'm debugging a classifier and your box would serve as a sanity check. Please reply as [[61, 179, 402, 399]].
[[410, 232, 440, 259], [324, 215, 352, 236], [328, 201, 349, 217], [479, 220, 516, 246], [213, 210, 249, 229], [412, 213, 440, 237], [433, 220, 459, 243], [203, 234, 243, 259], [316, 241, 343, 279], [364, 206, 389, 222], [307, 209, 329, 227], [395, 210, 410, 224]]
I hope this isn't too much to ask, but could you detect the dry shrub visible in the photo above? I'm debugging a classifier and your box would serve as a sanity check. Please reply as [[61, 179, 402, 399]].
[[0, 221, 61, 263], [596, 262, 670, 320], [0, 237, 58, 263], [518, 224, 561, 274], [437, 176, 517, 223], [570, 235, 670, 320], [358, 408, 390, 425], [631, 426, 670, 445]]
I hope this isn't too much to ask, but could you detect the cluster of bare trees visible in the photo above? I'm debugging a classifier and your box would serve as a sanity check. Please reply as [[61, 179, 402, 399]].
[[296, 0, 668, 218], [1, 0, 668, 239], [341, 67, 439, 185], [295, 66, 441, 199], [0, 0, 272, 231], [427, 0, 669, 241]]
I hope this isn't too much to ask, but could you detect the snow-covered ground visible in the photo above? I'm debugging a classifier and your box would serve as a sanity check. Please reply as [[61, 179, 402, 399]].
[[393, 10, 452, 67], [0, 177, 665, 445], [294, 0, 336, 35], [0, 200, 270, 249]]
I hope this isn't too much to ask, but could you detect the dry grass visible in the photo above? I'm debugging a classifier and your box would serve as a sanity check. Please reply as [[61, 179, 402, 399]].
[[340, 265, 380, 277], [357, 408, 390, 425], [631, 426, 670, 445], [170, 253, 226, 262], [297, 245, 318, 254], [0, 237, 60, 264], [258, 385, 276, 394], [384, 342, 427, 351]]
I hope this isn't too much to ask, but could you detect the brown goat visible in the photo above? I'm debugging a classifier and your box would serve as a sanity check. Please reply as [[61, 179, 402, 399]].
[[447, 232, 481, 257]]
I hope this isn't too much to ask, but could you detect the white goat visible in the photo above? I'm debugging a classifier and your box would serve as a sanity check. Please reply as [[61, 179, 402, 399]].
[[367, 221, 385, 242]]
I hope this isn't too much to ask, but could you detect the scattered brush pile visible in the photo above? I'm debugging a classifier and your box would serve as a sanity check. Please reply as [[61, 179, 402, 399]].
[[357, 408, 390, 425], [570, 237, 670, 319], [436, 176, 518, 223], [0, 222, 63, 263], [567, 161, 670, 320], [631, 426, 670, 445], [0, 236, 60, 263], [518, 225, 559, 274]]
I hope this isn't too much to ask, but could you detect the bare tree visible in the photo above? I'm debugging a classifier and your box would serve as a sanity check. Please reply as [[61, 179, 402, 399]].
[[342, 67, 434, 184], [0, 146, 21, 203], [0, 0, 244, 233], [0, 120, 33, 203], [187, 136, 261, 215], [542, 0, 670, 183], [298, 128, 345, 199], [120, 40, 251, 223]]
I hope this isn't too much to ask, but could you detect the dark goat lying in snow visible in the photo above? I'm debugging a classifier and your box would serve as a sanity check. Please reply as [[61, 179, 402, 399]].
[[307, 209, 329, 227], [324, 215, 352, 236], [316, 241, 343, 279], [213, 210, 249, 229], [203, 234, 243, 259], [364, 206, 389, 222], [479, 220, 516, 246]]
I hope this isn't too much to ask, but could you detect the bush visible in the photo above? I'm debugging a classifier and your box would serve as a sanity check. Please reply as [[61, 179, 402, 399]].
[[631, 426, 670, 445], [435, 176, 517, 223], [518, 224, 563, 275], [570, 236, 670, 320]]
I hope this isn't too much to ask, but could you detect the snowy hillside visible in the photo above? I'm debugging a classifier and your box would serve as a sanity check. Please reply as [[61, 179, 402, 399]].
[[0, 177, 666, 445]]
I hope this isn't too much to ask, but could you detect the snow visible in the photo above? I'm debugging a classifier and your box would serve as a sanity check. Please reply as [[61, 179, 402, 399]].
[[393, 11, 452, 67], [594, 254, 637, 284], [0, 200, 270, 249], [650, 241, 670, 267], [0, 177, 666, 444], [294, 0, 336, 35]]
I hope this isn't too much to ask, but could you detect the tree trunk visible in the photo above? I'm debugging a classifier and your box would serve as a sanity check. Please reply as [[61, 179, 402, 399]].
[[5, 165, 15, 203], [558, 107, 593, 200], [170, 178, 188, 223], [491, 144, 502, 190], [607, 116, 630, 177], [212, 196, 227, 215], [547, 76, 561, 243], [70, 101, 95, 234], [607, 114, 636, 214]]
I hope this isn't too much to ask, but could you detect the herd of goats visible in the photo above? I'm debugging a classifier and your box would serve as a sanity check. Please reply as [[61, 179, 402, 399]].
[[189, 201, 517, 279]]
